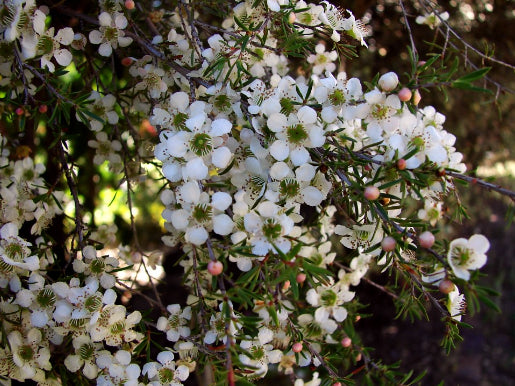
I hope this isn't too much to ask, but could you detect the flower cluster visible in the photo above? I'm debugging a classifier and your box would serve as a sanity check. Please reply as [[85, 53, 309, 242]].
[[0, 0, 500, 384]]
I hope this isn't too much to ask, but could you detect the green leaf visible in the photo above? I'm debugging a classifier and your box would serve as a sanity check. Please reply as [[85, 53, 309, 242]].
[[456, 67, 491, 83]]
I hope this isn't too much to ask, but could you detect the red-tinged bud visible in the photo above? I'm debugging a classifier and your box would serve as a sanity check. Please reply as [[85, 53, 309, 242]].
[[419, 231, 435, 248], [397, 158, 407, 170], [288, 12, 296, 24], [15, 107, 24, 116], [355, 315, 361, 322], [333, 383, 342, 386], [439, 279, 455, 294], [418, 61, 427, 67], [413, 90, 422, 105], [292, 342, 303, 353], [283, 280, 290, 291], [364, 186, 380, 201], [121, 57, 133, 67], [125, 0, 135, 10], [356, 353, 362, 361], [207, 260, 223, 276], [341, 337, 352, 347], [296, 273, 306, 283], [381, 236, 396, 252], [398, 87, 412, 102], [364, 164, 372, 172], [38, 105, 48, 114]]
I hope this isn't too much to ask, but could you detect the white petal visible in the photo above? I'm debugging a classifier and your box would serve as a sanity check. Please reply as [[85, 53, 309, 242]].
[[468, 234, 490, 254], [89, 30, 103, 44], [184, 158, 208, 180], [302, 186, 323, 206], [98, 42, 112, 57], [270, 161, 291, 180], [99, 12, 112, 27], [297, 106, 317, 124], [186, 227, 208, 245], [267, 113, 287, 133], [54, 49, 72, 66], [211, 192, 232, 211], [213, 214, 234, 235], [269, 140, 289, 161], [212, 146, 232, 168], [56, 27, 75, 45], [290, 147, 310, 166], [211, 119, 232, 136]]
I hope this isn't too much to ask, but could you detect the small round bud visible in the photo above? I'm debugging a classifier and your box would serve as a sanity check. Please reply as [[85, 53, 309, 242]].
[[378, 72, 399, 92], [364, 164, 372, 171], [125, 0, 135, 9], [381, 236, 396, 252], [341, 337, 352, 347], [418, 231, 435, 248], [396, 158, 407, 170], [38, 105, 48, 114], [333, 383, 342, 386], [292, 342, 303, 353], [439, 279, 455, 294], [296, 273, 306, 283], [398, 87, 412, 102], [355, 315, 361, 322], [355, 353, 362, 361], [121, 57, 133, 67], [364, 186, 380, 201], [288, 12, 296, 24], [207, 260, 223, 276], [15, 107, 24, 116], [413, 90, 422, 105], [283, 280, 291, 291]]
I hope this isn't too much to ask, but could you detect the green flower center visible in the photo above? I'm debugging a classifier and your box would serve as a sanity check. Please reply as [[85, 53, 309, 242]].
[[18, 345, 34, 361], [189, 133, 213, 156], [320, 289, 337, 307], [173, 112, 189, 131], [371, 104, 390, 120], [90, 259, 105, 274], [79, 343, 95, 360], [262, 219, 282, 240], [85, 295, 102, 312], [103, 26, 119, 43], [110, 321, 125, 334], [280, 98, 295, 115], [192, 203, 212, 223], [279, 179, 300, 198], [329, 89, 345, 105], [286, 124, 308, 144], [37, 35, 54, 55], [37, 288, 56, 308], [214, 94, 231, 111], [159, 367, 175, 384]]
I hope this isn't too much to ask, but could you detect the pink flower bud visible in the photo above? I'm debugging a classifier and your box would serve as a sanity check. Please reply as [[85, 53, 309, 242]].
[[419, 231, 435, 248], [381, 236, 396, 252], [398, 87, 412, 102], [364, 186, 380, 201], [207, 260, 223, 276]]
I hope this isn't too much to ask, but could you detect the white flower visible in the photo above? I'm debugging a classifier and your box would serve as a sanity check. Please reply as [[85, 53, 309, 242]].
[[447, 234, 489, 280], [157, 304, 192, 342], [33, 10, 74, 72], [416, 11, 449, 29], [142, 351, 190, 385], [447, 287, 466, 321], [307, 44, 337, 75], [89, 12, 132, 56], [378, 72, 399, 92]]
